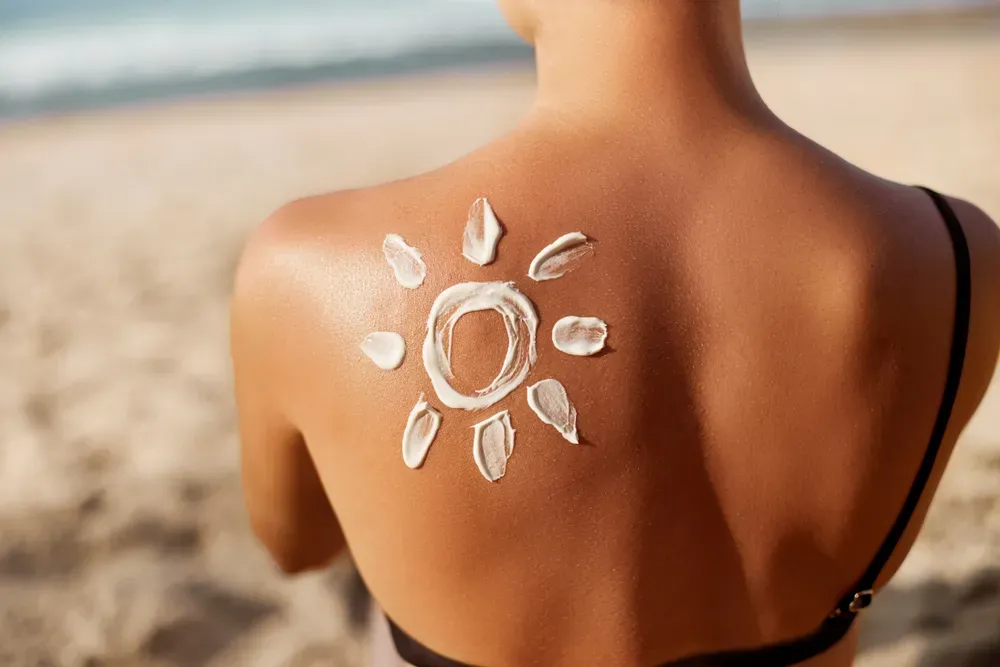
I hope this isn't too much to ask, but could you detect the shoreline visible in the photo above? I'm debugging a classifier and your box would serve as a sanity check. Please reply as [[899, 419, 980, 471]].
[[0, 63, 537, 133], [2, 5, 997, 124], [746, 3, 1000, 32]]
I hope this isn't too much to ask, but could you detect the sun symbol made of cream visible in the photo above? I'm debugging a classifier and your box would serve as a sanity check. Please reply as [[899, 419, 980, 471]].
[[360, 198, 609, 483]]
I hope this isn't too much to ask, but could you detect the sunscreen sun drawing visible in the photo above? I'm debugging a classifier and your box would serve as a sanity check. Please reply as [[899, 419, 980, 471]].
[[361, 198, 608, 482]]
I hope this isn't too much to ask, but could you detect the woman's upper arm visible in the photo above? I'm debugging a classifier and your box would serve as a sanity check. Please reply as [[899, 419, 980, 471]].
[[951, 196, 1000, 409], [230, 206, 347, 573]]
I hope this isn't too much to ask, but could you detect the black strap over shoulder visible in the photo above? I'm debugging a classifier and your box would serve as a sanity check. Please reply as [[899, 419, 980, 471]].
[[828, 186, 972, 620]]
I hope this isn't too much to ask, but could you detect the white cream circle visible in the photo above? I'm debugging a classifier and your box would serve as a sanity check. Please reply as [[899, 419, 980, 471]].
[[422, 281, 539, 411]]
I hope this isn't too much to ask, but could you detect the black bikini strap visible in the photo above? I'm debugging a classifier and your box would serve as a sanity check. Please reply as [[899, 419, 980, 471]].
[[388, 616, 478, 667], [831, 186, 972, 618]]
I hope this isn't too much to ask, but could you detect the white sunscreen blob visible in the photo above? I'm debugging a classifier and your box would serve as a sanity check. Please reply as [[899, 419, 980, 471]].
[[402, 395, 442, 469], [423, 281, 539, 410], [472, 410, 515, 482], [383, 234, 427, 289], [527, 379, 579, 444], [528, 232, 594, 282], [462, 198, 503, 266], [360, 332, 406, 370], [552, 316, 608, 357]]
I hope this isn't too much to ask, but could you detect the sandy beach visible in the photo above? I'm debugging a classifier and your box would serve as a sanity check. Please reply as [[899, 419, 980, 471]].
[[0, 16, 998, 667]]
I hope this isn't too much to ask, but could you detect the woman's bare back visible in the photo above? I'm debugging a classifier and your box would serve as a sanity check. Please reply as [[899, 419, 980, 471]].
[[230, 3, 1000, 666]]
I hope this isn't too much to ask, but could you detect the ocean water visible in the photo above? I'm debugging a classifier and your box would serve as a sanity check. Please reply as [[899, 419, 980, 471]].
[[0, 0, 994, 117]]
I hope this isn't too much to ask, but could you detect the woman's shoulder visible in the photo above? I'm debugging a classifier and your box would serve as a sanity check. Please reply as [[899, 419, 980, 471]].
[[940, 192, 1000, 421]]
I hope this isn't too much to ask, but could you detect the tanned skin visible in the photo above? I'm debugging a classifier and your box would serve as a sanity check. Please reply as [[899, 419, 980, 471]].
[[231, 2, 1000, 666]]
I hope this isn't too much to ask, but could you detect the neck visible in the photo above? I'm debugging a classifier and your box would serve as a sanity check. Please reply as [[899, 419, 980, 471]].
[[529, 1, 770, 127]]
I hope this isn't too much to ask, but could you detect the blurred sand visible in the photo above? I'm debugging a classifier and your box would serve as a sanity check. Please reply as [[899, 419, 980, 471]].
[[0, 17, 998, 667]]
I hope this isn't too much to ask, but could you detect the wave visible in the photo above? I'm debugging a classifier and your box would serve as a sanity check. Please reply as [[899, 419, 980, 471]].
[[0, 1, 524, 117], [0, 0, 993, 117]]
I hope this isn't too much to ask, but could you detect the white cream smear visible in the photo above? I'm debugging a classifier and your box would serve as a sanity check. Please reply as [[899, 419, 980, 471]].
[[383, 234, 427, 289], [472, 410, 515, 482], [360, 332, 406, 370], [527, 379, 579, 444], [423, 281, 539, 410], [528, 232, 594, 282], [402, 394, 442, 469], [552, 316, 608, 357], [462, 198, 503, 266]]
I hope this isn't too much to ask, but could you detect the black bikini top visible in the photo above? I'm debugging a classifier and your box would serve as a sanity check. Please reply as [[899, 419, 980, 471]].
[[383, 187, 972, 667]]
